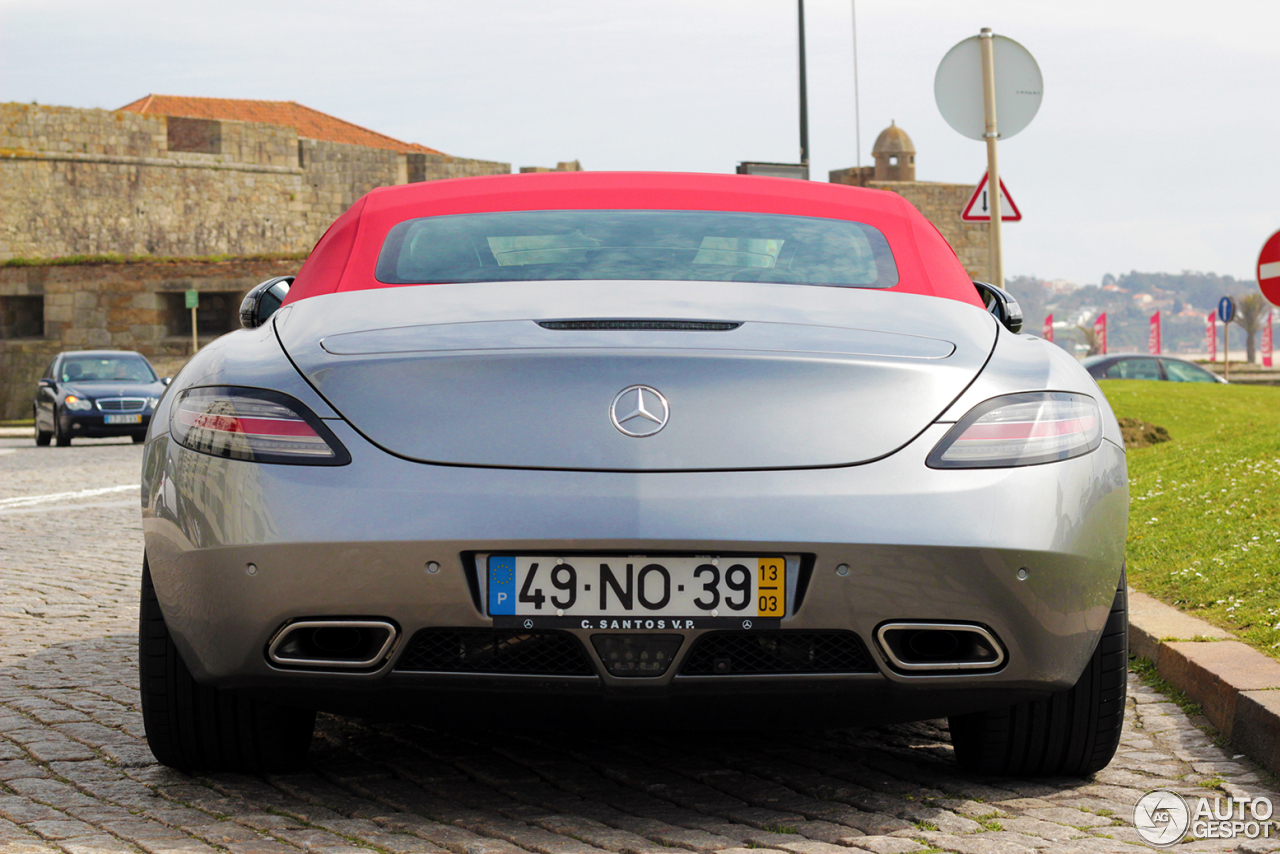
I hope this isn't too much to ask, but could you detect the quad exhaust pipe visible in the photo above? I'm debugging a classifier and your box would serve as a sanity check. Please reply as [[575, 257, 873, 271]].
[[875, 622, 1005, 672], [268, 620, 398, 670]]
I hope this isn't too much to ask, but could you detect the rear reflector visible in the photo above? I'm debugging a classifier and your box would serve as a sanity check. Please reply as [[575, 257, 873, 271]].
[[171, 387, 350, 465], [927, 392, 1103, 468]]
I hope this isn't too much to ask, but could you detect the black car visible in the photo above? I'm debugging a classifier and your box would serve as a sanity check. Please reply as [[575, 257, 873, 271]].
[[34, 350, 170, 446], [1082, 354, 1226, 383]]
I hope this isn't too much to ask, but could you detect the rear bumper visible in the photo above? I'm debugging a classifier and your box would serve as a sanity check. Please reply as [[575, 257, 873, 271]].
[[141, 419, 1128, 720]]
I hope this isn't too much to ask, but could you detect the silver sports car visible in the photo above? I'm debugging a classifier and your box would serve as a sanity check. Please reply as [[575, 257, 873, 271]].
[[139, 172, 1128, 777]]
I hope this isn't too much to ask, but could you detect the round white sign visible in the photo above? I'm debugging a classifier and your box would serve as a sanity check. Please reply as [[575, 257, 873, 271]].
[[934, 34, 1043, 141]]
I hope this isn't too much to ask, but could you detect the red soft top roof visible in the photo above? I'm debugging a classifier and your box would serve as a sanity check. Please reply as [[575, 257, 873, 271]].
[[283, 171, 982, 307]]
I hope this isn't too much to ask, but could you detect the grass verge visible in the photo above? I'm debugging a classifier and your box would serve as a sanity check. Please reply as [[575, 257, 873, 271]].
[[1100, 380, 1280, 656]]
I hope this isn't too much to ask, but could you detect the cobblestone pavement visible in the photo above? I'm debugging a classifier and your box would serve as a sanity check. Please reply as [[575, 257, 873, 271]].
[[3, 433, 1279, 854]]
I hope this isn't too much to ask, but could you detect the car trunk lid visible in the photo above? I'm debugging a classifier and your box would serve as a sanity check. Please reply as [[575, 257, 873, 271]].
[[275, 280, 995, 471]]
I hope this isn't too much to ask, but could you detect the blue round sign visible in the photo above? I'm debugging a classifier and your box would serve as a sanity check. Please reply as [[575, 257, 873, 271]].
[[1218, 296, 1236, 323]]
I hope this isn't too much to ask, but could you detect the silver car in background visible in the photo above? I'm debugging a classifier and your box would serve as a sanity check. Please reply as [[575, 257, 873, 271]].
[[139, 172, 1128, 777]]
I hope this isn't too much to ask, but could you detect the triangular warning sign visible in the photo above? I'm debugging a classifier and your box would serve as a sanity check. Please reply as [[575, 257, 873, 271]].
[[961, 172, 1022, 222]]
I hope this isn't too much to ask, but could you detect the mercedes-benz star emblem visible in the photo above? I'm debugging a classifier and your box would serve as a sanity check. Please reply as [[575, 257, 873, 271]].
[[610, 385, 669, 438]]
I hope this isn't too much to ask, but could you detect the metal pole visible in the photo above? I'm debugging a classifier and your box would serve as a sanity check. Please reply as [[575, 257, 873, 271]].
[[851, 0, 861, 170], [798, 0, 809, 167], [1225, 319, 1230, 381], [191, 305, 198, 354], [979, 28, 1003, 288]]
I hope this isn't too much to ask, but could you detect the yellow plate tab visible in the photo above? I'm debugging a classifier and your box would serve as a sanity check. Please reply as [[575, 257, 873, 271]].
[[756, 558, 786, 617]]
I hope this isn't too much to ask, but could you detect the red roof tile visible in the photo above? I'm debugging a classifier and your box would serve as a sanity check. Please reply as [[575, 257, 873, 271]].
[[118, 94, 443, 155]]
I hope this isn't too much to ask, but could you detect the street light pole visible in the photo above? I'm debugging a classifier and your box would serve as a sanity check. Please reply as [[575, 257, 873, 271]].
[[851, 0, 861, 170], [798, 0, 809, 167]]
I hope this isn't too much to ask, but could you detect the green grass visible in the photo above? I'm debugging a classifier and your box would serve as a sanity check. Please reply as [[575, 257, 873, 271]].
[[975, 813, 1004, 832], [1100, 380, 1280, 656]]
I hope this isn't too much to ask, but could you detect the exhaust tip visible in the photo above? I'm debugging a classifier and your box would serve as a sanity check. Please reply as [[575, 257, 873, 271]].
[[268, 620, 398, 670], [875, 622, 1005, 673]]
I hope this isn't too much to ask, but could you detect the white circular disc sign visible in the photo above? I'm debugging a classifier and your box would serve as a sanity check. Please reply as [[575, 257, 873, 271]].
[[935, 34, 1043, 141]]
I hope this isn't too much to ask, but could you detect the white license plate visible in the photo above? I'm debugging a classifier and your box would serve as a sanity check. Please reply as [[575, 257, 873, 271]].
[[104, 414, 142, 424], [487, 555, 785, 619]]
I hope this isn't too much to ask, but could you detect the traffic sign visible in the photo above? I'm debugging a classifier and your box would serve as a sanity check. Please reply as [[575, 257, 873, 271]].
[[934, 29, 1040, 291], [1218, 296, 1235, 324], [961, 172, 1022, 221], [1259, 230, 1280, 307], [934, 34, 1043, 141], [184, 290, 199, 310]]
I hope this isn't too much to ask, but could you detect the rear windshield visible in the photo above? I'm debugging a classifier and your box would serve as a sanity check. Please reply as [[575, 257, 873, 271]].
[[375, 210, 899, 288]]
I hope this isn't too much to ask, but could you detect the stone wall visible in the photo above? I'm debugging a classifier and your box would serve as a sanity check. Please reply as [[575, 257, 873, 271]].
[[1, 104, 308, 259], [1, 102, 165, 158], [298, 139, 405, 225], [409, 152, 511, 183], [0, 258, 299, 419], [0, 102, 511, 263]]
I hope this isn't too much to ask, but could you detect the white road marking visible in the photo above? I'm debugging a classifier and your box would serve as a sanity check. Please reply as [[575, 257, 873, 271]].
[[1261, 261, 1280, 280], [0, 484, 139, 509], [0, 498, 138, 516]]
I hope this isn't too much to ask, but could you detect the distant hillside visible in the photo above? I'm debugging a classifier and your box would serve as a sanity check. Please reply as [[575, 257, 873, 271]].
[[1005, 271, 1261, 355]]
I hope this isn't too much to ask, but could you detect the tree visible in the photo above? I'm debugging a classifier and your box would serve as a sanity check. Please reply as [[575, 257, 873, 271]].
[[1074, 324, 1103, 356], [1232, 293, 1269, 363]]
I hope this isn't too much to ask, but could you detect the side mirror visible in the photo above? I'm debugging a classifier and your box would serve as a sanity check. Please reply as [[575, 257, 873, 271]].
[[973, 281, 1023, 334], [161, 377, 172, 386], [239, 276, 294, 329], [38, 378, 55, 390]]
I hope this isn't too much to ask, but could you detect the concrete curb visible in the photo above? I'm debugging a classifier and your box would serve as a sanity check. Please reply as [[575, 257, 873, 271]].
[[0, 426, 32, 437], [1129, 587, 1280, 774]]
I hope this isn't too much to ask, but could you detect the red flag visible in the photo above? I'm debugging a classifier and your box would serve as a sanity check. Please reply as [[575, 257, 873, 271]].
[[1148, 312, 1161, 354], [1206, 311, 1217, 361], [1043, 313, 1054, 342], [1263, 311, 1273, 368], [1093, 313, 1107, 355]]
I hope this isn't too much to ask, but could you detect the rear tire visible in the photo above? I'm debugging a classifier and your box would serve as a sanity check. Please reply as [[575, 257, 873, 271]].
[[949, 570, 1127, 777], [139, 558, 315, 773], [132, 433, 146, 444], [35, 410, 52, 446]]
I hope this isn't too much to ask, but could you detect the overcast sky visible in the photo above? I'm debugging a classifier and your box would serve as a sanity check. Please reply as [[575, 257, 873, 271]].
[[3, 0, 1278, 285]]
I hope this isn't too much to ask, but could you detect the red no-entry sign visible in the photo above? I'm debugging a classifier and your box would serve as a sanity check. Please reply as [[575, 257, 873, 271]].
[[1260, 230, 1280, 307]]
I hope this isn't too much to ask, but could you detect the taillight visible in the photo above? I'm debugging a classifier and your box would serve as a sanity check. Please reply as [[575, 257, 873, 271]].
[[170, 387, 350, 465], [927, 392, 1103, 469]]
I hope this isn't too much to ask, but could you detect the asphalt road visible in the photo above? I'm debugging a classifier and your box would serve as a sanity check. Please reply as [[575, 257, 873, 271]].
[[1, 432, 1277, 854]]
